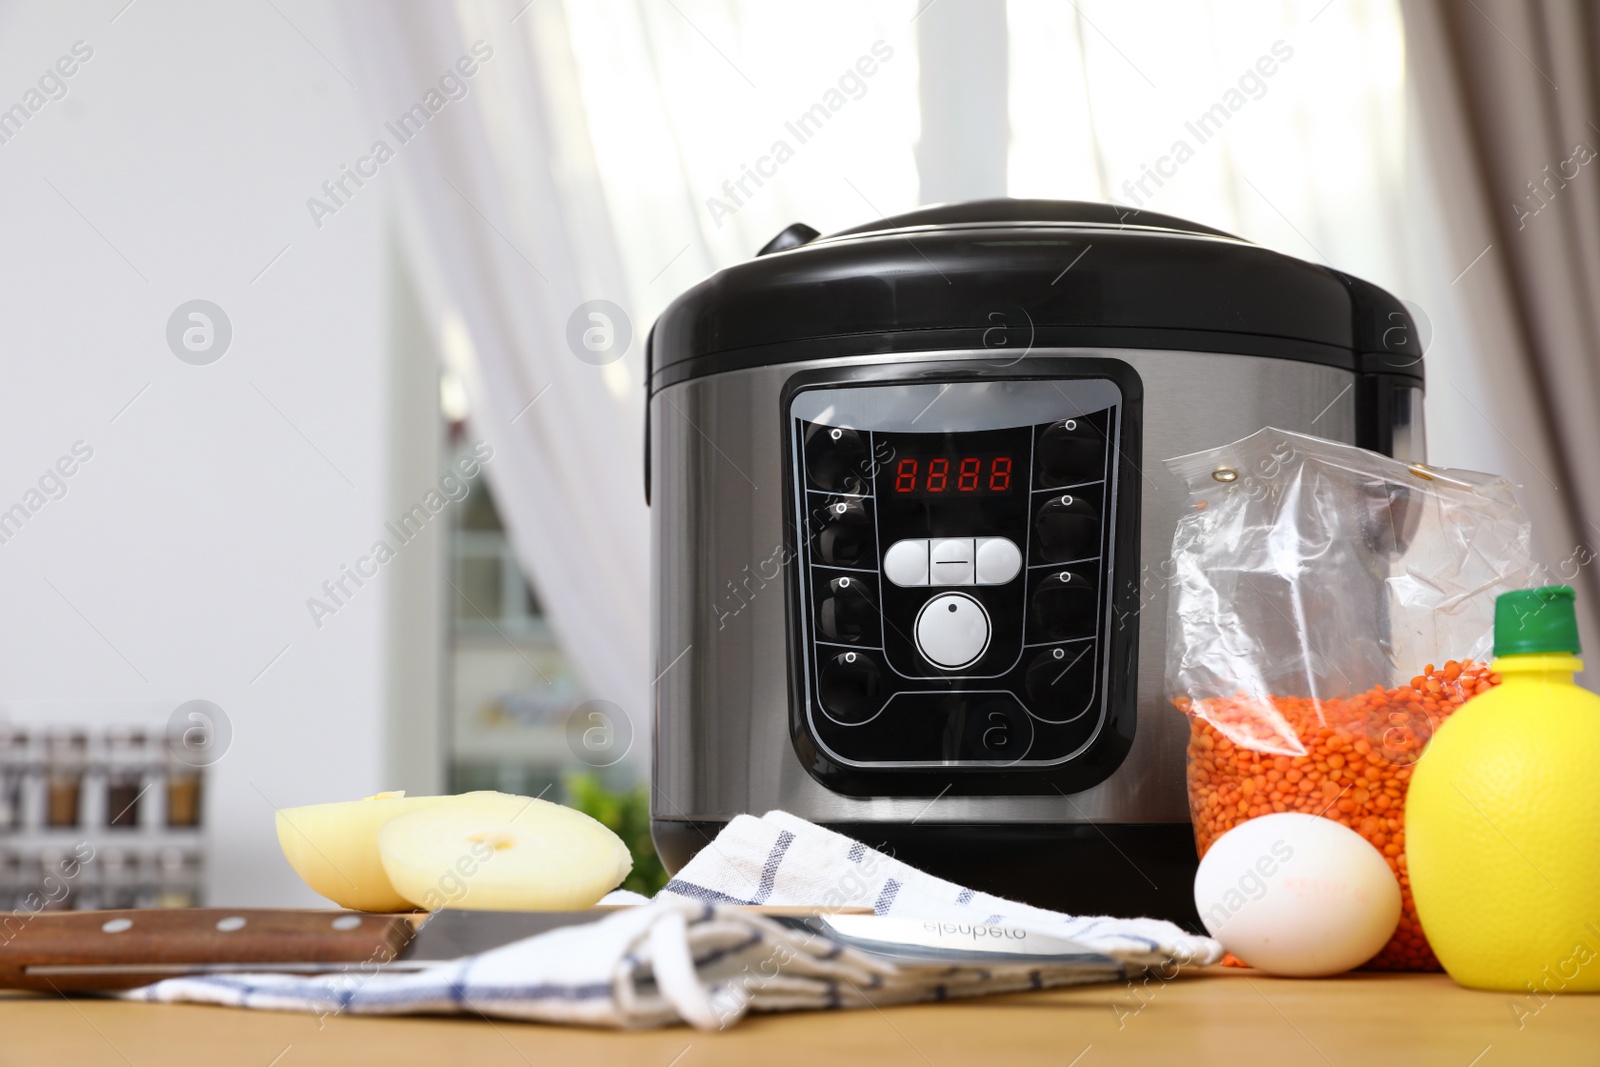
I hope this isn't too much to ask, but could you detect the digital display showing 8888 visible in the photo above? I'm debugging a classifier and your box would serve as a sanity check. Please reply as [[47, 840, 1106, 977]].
[[886, 450, 1017, 496], [872, 425, 1032, 506]]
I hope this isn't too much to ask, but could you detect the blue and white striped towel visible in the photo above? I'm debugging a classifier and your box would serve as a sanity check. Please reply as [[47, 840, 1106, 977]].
[[662, 811, 1220, 971], [121, 811, 1218, 1029]]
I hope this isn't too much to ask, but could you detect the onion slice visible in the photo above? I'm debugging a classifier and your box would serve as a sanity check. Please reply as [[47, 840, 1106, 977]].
[[378, 792, 632, 911]]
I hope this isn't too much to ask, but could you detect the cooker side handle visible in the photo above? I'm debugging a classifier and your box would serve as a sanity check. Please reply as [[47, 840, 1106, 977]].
[[643, 325, 654, 505], [756, 222, 820, 256]]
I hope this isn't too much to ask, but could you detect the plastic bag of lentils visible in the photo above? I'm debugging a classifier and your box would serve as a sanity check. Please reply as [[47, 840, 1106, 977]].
[[1163, 428, 1536, 970]]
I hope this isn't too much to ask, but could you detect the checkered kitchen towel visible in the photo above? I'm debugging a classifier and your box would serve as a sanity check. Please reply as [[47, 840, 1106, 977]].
[[661, 811, 1220, 970]]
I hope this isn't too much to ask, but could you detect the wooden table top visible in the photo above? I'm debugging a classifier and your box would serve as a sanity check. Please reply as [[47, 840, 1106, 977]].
[[2, 968, 1593, 1066]]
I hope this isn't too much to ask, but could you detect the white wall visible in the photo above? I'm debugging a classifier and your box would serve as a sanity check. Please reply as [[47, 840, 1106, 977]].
[[0, 0, 407, 905]]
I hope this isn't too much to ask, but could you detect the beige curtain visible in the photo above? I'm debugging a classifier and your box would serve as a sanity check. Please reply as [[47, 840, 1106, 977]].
[[1403, 0, 1600, 665]]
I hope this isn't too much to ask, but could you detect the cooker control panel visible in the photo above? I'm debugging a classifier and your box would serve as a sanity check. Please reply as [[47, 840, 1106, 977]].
[[786, 374, 1133, 783]]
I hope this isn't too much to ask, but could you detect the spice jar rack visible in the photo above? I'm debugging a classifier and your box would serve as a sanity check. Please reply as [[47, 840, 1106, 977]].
[[0, 725, 206, 912]]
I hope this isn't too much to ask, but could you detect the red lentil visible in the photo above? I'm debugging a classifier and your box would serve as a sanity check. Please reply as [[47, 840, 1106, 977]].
[[1178, 660, 1500, 971]]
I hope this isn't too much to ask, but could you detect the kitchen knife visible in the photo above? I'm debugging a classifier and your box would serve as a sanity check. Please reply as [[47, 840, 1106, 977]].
[[6, 907, 1117, 991], [0, 906, 868, 991]]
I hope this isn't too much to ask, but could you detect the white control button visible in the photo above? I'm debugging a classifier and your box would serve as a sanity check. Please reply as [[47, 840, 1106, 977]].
[[929, 538, 976, 586], [974, 537, 1023, 585], [914, 593, 991, 670], [882, 539, 930, 587]]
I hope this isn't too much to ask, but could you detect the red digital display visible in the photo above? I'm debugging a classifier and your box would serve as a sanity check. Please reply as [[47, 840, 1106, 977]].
[[892, 454, 1014, 495]]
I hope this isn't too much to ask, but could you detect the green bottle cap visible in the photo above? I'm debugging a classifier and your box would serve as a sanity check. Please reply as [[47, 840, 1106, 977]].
[[1494, 585, 1582, 656]]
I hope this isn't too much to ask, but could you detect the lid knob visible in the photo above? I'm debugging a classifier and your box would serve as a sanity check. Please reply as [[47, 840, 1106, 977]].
[[1494, 585, 1582, 656]]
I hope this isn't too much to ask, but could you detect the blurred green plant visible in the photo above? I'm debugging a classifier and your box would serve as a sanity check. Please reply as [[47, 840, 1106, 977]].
[[562, 772, 668, 897]]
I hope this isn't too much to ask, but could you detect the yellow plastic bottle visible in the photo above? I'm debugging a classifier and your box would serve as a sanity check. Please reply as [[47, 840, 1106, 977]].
[[1408, 586, 1600, 992]]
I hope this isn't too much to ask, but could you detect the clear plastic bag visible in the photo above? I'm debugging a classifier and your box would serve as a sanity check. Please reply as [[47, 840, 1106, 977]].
[[1164, 427, 1536, 970]]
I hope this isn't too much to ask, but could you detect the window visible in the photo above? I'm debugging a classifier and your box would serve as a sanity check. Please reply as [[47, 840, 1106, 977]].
[[445, 443, 587, 797]]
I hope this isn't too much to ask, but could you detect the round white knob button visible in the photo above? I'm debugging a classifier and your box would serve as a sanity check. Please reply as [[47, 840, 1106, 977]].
[[914, 593, 991, 670]]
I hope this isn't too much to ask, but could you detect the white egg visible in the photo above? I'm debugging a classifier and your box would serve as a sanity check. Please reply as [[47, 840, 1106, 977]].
[[1193, 812, 1401, 977]]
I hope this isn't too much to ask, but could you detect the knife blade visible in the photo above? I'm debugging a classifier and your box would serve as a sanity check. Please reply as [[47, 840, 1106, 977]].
[[803, 914, 1118, 967]]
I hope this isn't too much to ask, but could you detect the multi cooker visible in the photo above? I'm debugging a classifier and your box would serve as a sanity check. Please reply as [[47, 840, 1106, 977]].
[[644, 200, 1425, 924]]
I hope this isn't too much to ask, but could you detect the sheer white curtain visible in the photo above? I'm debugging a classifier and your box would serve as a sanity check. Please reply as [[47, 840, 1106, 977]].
[[556, 1, 924, 324], [338, 1, 651, 753], [1008, 0, 1412, 303]]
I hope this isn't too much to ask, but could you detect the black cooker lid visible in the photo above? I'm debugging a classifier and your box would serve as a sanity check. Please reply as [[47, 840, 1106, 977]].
[[647, 199, 1424, 390]]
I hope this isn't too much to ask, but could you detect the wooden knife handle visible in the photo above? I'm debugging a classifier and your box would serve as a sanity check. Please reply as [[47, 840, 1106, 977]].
[[0, 908, 414, 992]]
